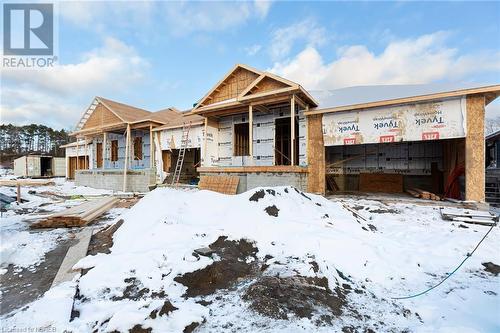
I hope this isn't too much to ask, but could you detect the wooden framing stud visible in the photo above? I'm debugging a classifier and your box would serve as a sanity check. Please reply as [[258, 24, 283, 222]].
[[249, 104, 253, 158], [291, 95, 296, 166]]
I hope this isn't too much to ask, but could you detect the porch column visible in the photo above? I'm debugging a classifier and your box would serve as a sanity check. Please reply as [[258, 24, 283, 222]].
[[249, 104, 253, 158], [465, 94, 485, 201], [306, 111, 326, 195], [123, 124, 131, 192], [84, 139, 88, 169], [103, 132, 107, 169], [76, 139, 80, 170], [149, 125, 154, 169], [291, 95, 296, 166]]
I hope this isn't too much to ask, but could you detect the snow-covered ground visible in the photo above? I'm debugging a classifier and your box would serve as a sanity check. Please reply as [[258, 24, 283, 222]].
[[0, 178, 118, 274], [1, 186, 499, 332]]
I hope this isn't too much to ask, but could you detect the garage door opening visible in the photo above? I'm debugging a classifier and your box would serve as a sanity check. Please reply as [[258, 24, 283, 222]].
[[325, 138, 465, 199]]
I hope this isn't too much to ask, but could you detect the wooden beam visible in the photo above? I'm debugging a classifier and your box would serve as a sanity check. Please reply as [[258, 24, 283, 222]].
[[84, 140, 88, 169], [306, 112, 325, 194], [76, 139, 80, 170], [252, 104, 270, 113], [123, 124, 131, 192], [149, 125, 154, 169], [294, 94, 307, 109], [465, 95, 485, 201], [102, 132, 107, 169], [249, 105, 253, 159], [197, 165, 308, 173], [291, 95, 296, 166]]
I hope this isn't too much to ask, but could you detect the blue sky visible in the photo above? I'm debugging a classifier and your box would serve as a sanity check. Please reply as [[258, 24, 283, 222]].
[[2, 0, 500, 129]]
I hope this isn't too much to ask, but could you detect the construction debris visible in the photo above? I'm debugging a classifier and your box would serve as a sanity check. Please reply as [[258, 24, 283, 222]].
[[0, 179, 55, 187], [31, 197, 119, 228], [440, 207, 498, 226], [406, 188, 441, 201]]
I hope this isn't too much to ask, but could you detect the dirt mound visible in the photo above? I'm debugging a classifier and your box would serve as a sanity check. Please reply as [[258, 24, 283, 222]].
[[87, 219, 124, 256], [174, 236, 259, 297], [243, 275, 346, 322], [482, 262, 500, 276]]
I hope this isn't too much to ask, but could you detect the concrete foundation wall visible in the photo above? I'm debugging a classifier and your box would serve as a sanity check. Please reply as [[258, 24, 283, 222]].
[[75, 169, 155, 192], [199, 171, 308, 194]]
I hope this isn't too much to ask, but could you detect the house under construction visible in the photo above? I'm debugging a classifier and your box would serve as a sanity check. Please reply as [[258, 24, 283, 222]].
[[67, 64, 500, 202]]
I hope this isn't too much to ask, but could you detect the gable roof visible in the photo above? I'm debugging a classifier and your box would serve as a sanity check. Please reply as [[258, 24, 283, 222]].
[[97, 97, 152, 123], [191, 64, 318, 113]]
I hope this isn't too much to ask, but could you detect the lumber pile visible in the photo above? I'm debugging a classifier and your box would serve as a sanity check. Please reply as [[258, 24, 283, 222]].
[[198, 175, 239, 195], [405, 188, 441, 201], [440, 208, 498, 226], [0, 179, 55, 187], [31, 197, 119, 228]]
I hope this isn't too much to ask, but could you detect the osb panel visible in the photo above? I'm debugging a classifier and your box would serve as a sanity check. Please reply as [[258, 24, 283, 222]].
[[204, 68, 259, 105], [465, 95, 485, 201], [198, 175, 239, 195], [306, 114, 325, 194], [248, 77, 289, 95], [82, 104, 122, 129], [359, 173, 403, 193]]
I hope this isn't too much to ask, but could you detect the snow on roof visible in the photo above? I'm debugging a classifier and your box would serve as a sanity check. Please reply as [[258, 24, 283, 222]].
[[311, 83, 497, 110]]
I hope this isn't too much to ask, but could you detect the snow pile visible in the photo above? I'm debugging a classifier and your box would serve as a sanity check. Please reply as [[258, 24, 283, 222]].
[[2, 187, 499, 332], [0, 215, 66, 272]]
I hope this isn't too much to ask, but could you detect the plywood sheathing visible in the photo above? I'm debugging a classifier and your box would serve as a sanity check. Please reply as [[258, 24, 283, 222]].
[[203, 67, 260, 106], [198, 175, 239, 195], [82, 104, 122, 130], [359, 173, 403, 193], [465, 94, 485, 201], [306, 114, 325, 194], [247, 76, 290, 95]]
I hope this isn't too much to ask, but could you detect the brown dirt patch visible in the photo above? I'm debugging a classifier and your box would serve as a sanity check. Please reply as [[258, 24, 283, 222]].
[[87, 219, 124, 255], [265, 205, 279, 217], [482, 262, 500, 276], [242, 275, 346, 321], [174, 236, 258, 297]]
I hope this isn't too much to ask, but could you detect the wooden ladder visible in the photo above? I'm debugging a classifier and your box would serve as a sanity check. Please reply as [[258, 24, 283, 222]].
[[171, 122, 191, 186]]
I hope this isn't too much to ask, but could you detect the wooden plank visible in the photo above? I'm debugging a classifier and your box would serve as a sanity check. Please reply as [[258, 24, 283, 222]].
[[291, 95, 296, 166], [0, 179, 55, 187], [197, 166, 308, 173], [32, 197, 119, 228], [359, 173, 403, 193]]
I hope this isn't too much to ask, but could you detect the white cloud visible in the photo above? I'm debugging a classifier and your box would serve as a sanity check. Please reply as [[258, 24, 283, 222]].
[[3, 37, 149, 95], [0, 87, 81, 130], [60, 1, 272, 36], [270, 18, 326, 60], [1, 37, 150, 129], [254, 0, 272, 18], [60, 1, 155, 30], [163, 1, 272, 36], [269, 32, 500, 90], [245, 44, 262, 56]]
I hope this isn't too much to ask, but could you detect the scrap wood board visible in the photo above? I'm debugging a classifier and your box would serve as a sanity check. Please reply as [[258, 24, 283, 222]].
[[198, 175, 239, 195], [359, 173, 403, 193], [0, 179, 55, 187], [440, 208, 498, 226], [31, 196, 120, 228]]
